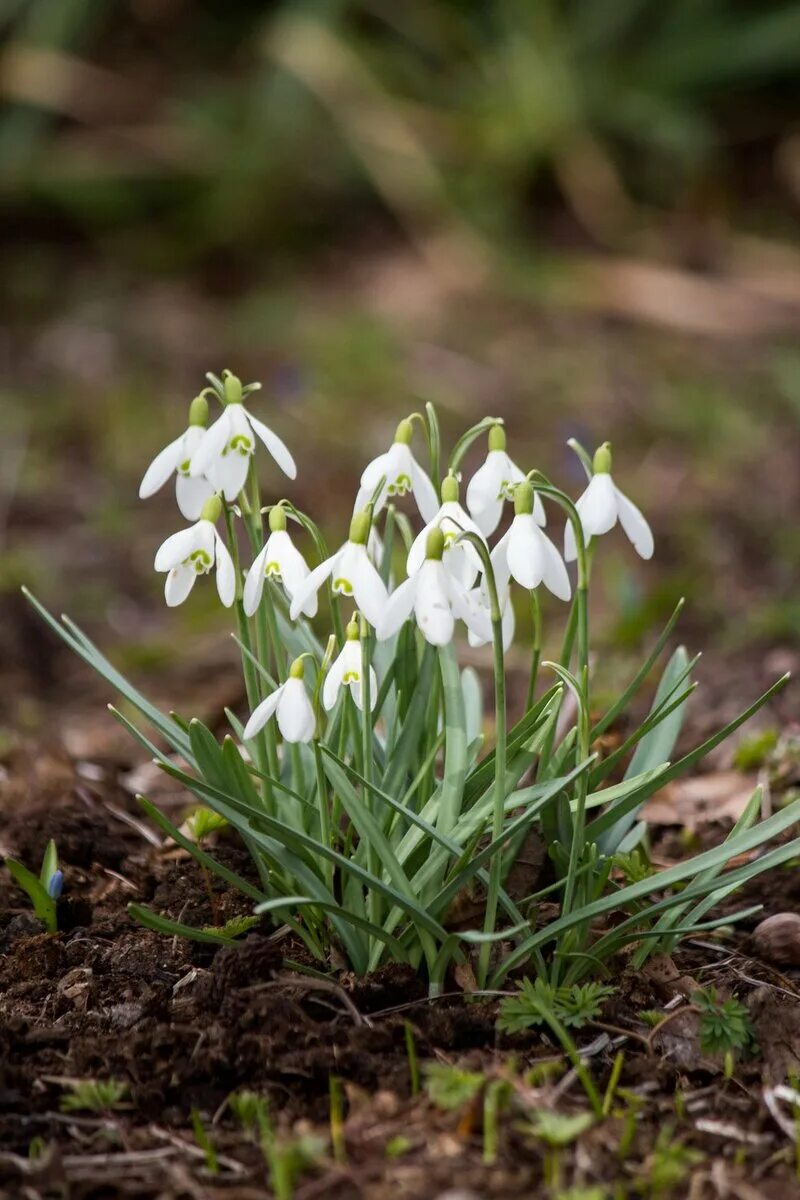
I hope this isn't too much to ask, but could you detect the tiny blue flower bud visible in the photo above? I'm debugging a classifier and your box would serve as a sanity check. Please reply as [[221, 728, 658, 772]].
[[47, 870, 64, 900]]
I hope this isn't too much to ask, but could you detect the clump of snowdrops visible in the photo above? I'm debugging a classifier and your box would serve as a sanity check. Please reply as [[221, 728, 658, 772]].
[[29, 369, 800, 995]]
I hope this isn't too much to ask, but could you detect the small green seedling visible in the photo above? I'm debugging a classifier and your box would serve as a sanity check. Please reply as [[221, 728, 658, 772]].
[[524, 1110, 595, 1192], [424, 1063, 485, 1111], [404, 1020, 420, 1096], [191, 1107, 219, 1175], [693, 986, 756, 1072], [186, 805, 228, 843], [60, 1078, 129, 1114], [386, 1134, 412, 1158], [640, 1126, 703, 1198], [230, 1089, 325, 1200], [5, 839, 62, 933], [499, 979, 615, 1034]]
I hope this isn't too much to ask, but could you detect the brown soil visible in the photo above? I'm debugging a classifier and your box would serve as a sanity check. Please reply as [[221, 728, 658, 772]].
[[2, 689, 800, 1200]]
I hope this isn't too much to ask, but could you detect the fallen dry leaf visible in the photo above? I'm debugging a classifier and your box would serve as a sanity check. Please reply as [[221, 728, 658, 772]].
[[642, 771, 757, 828]]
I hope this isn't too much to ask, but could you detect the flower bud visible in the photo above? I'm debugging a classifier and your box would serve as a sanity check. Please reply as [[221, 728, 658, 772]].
[[488, 424, 506, 452], [269, 506, 287, 532], [289, 657, 306, 680], [200, 495, 223, 524], [394, 418, 413, 446], [514, 480, 534, 515], [426, 526, 445, 561], [349, 509, 371, 545], [223, 371, 243, 406], [345, 617, 360, 641], [188, 393, 209, 427], [441, 474, 459, 503], [593, 442, 612, 474]]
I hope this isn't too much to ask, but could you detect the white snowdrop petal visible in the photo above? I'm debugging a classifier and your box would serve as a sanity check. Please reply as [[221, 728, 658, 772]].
[[243, 545, 269, 617], [376, 575, 417, 641], [243, 687, 283, 740], [175, 473, 214, 521], [289, 551, 338, 621], [350, 548, 389, 627], [154, 524, 204, 572], [415, 564, 455, 646], [614, 485, 654, 560], [533, 492, 547, 527], [540, 530, 572, 601], [406, 521, 433, 577], [214, 535, 236, 607], [579, 473, 618, 537], [139, 435, 185, 499], [322, 651, 348, 712], [209, 449, 250, 502], [277, 678, 316, 743], [189, 411, 231, 477], [247, 412, 297, 480], [360, 449, 392, 490], [506, 514, 545, 590], [448, 574, 492, 643], [409, 458, 440, 523], [164, 564, 196, 607]]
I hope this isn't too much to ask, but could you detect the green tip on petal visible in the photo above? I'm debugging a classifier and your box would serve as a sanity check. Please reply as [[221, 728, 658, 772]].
[[441, 474, 459, 503], [488, 424, 506, 452], [426, 526, 445, 561], [200, 495, 222, 524], [593, 442, 612, 474], [514, 480, 534, 515], [394, 418, 413, 446], [222, 371, 243, 406], [289, 657, 305, 680], [349, 509, 371, 545], [345, 618, 360, 641], [188, 394, 209, 427], [269, 506, 287, 532]]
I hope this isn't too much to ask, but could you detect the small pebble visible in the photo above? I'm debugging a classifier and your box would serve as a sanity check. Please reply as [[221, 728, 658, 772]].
[[753, 913, 800, 966]]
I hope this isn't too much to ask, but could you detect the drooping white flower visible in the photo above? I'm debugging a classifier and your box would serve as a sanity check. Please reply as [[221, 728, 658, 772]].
[[289, 511, 388, 628], [377, 528, 492, 646], [492, 481, 571, 601], [244, 506, 316, 618], [323, 620, 378, 712], [353, 419, 438, 523], [243, 659, 316, 744], [564, 442, 654, 562], [190, 372, 296, 502], [139, 394, 215, 520], [466, 424, 546, 537], [154, 495, 235, 608], [467, 583, 516, 651], [406, 474, 485, 589]]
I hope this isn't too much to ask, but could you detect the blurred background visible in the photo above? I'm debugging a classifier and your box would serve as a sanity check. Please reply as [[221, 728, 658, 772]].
[[2, 0, 800, 729]]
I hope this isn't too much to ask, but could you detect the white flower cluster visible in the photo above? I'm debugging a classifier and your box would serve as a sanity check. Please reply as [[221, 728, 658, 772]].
[[141, 375, 653, 743]]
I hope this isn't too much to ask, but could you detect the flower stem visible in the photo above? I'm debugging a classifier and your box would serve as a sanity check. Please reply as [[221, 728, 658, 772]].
[[477, 559, 507, 990], [525, 589, 542, 711]]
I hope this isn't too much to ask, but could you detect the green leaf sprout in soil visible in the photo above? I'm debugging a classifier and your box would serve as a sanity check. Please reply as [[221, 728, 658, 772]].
[[499, 979, 616, 1034], [424, 1062, 485, 1111], [60, 1078, 129, 1114], [190, 1107, 219, 1175], [639, 1125, 703, 1198], [693, 987, 756, 1060], [5, 839, 62, 933], [26, 369, 800, 995]]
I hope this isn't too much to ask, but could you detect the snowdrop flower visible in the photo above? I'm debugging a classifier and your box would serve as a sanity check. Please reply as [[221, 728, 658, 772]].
[[467, 585, 515, 651], [466, 425, 546, 537], [243, 506, 316, 618], [289, 510, 388, 628], [323, 618, 377, 712], [493, 481, 571, 601], [406, 475, 485, 589], [564, 442, 654, 562], [139, 394, 215, 520], [154, 495, 235, 608], [190, 371, 296, 502], [243, 658, 316, 744], [377, 528, 492, 646], [354, 419, 438, 523]]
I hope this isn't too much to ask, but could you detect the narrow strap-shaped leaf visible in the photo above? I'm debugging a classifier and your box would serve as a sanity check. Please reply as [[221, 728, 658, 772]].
[[437, 642, 467, 836], [129, 905, 243, 944]]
